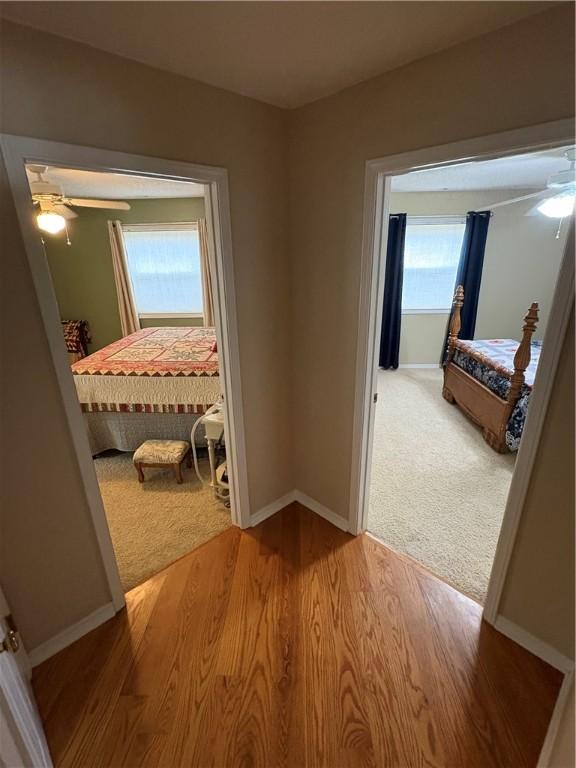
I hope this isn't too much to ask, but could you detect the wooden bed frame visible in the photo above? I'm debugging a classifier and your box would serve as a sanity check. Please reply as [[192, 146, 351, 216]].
[[442, 285, 539, 453]]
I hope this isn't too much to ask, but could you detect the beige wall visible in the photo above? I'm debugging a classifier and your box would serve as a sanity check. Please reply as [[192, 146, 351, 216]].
[[392, 190, 568, 364], [476, 197, 567, 342], [1, 20, 292, 648], [499, 308, 575, 659], [399, 313, 448, 366], [0, 157, 112, 649], [288, 4, 574, 520]]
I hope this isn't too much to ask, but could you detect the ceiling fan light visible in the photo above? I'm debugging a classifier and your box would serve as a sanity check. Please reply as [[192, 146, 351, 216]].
[[37, 211, 66, 234], [537, 194, 575, 219]]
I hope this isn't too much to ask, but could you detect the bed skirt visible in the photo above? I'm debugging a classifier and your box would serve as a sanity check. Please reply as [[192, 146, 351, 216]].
[[84, 411, 207, 455]]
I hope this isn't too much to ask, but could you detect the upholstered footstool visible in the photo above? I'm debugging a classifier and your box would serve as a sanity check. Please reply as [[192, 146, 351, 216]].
[[133, 440, 192, 484]]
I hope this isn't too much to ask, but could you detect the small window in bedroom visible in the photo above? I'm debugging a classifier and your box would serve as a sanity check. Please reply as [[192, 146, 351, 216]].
[[401, 217, 465, 313], [122, 223, 203, 317]]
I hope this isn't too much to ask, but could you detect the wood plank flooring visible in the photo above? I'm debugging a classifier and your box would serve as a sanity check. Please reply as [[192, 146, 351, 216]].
[[33, 503, 562, 767]]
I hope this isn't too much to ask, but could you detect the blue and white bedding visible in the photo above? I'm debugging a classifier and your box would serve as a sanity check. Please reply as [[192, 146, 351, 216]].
[[452, 339, 542, 451]]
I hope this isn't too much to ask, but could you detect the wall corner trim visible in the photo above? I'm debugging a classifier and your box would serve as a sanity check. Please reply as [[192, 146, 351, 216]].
[[494, 615, 575, 674], [537, 668, 575, 768], [250, 489, 350, 533], [29, 603, 116, 668], [293, 490, 350, 532], [250, 491, 297, 527]]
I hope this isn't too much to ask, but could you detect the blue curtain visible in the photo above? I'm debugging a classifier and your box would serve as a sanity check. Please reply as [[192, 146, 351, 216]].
[[455, 211, 491, 338], [379, 214, 407, 369], [441, 210, 491, 363]]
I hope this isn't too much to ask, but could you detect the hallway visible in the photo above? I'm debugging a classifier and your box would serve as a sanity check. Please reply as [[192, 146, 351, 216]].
[[33, 504, 561, 767]]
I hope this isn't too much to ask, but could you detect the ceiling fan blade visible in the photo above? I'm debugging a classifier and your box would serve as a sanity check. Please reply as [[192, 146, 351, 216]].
[[52, 203, 78, 220], [485, 189, 548, 210], [65, 197, 131, 210], [37, 200, 76, 219]]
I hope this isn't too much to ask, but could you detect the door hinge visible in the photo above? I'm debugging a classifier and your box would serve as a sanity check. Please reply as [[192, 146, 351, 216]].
[[373, 392, 378, 403], [0, 614, 20, 654]]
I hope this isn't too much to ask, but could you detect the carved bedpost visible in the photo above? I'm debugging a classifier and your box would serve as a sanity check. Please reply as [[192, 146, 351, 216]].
[[507, 302, 539, 406], [446, 285, 464, 364], [442, 285, 464, 403]]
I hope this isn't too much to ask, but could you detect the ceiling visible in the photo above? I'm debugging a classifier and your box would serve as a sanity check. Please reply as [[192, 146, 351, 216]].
[[392, 146, 574, 193], [25, 166, 205, 199], [1, 1, 558, 108]]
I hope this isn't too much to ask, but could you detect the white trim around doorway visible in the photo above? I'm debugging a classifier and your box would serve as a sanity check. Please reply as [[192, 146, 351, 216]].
[[349, 118, 575, 629], [1, 135, 251, 615]]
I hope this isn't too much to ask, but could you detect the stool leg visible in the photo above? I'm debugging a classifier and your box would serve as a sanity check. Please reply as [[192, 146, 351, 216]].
[[136, 463, 145, 483], [174, 462, 183, 484], [186, 451, 192, 468]]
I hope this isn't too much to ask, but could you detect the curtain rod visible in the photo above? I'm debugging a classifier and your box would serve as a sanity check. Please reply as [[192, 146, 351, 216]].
[[390, 213, 494, 219], [407, 214, 464, 218]]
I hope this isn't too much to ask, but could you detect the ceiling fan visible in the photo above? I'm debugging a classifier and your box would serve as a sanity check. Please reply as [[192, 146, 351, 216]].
[[486, 148, 576, 220], [28, 165, 131, 235]]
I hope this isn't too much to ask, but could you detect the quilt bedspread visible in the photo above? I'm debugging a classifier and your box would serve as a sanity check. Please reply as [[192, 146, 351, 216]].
[[71, 327, 220, 413], [452, 339, 542, 452], [453, 338, 541, 387]]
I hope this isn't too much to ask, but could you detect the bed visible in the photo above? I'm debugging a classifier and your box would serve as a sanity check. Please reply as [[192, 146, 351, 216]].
[[71, 327, 221, 454], [442, 285, 540, 453]]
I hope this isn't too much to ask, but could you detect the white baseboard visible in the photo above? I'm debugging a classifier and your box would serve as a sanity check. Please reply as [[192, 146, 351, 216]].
[[293, 490, 349, 532], [398, 363, 439, 369], [250, 489, 349, 533], [494, 615, 575, 674], [29, 603, 116, 667], [537, 668, 574, 767], [250, 491, 296, 527]]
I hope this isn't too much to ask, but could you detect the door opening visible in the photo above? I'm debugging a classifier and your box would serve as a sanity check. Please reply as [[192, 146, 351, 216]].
[[350, 119, 575, 624], [1, 135, 250, 611]]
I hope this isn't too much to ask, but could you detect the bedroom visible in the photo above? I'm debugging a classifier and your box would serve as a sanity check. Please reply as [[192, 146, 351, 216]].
[[28, 165, 231, 592], [368, 145, 572, 604]]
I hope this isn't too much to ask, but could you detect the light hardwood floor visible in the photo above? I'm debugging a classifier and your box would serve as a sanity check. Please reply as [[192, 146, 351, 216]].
[[33, 503, 562, 767]]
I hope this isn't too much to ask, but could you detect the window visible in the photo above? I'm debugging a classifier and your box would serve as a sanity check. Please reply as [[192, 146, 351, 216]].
[[122, 223, 203, 316], [401, 217, 465, 313]]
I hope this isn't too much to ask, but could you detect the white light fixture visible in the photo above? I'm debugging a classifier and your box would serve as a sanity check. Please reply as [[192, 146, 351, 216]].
[[537, 193, 575, 219], [37, 211, 66, 234]]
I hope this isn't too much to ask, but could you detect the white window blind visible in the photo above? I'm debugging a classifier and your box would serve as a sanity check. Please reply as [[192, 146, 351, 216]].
[[122, 224, 203, 315], [401, 217, 465, 312]]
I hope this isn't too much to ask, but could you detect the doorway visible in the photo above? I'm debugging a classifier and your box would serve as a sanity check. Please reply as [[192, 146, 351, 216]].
[[29, 164, 236, 591], [1, 135, 250, 610], [369, 147, 570, 602], [349, 120, 575, 623]]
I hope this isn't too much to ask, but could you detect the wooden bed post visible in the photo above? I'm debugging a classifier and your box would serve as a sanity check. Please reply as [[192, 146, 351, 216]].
[[507, 302, 539, 407], [444, 285, 464, 366], [442, 285, 464, 404], [482, 301, 540, 453], [446, 285, 464, 364]]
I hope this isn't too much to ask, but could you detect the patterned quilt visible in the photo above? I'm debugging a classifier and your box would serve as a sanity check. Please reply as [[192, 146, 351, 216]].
[[453, 338, 541, 387], [71, 327, 220, 413], [452, 339, 542, 452]]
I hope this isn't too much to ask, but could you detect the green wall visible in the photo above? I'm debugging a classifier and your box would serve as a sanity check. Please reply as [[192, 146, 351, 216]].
[[44, 197, 205, 351]]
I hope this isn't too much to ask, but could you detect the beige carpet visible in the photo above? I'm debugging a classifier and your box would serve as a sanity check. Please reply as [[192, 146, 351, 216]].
[[368, 368, 515, 604], [94, 453, 232, 592]]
